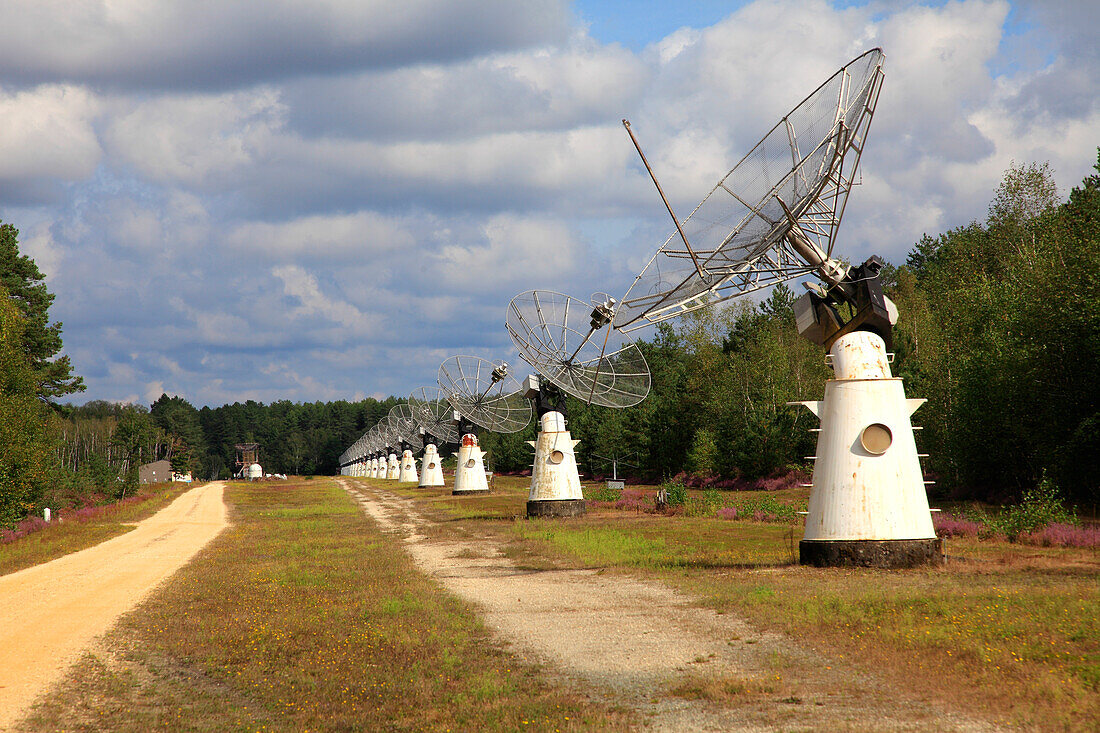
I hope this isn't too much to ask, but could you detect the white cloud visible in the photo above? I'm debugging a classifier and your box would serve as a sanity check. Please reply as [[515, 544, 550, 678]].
[[103, 89, 285, 187], [20, 224, 63, 279], [272, 264, 377, 333], [0, 84, 101, 185], [111, 201, 165, 251], [434, 213, 583, 292], [227, 211, 414, 260]]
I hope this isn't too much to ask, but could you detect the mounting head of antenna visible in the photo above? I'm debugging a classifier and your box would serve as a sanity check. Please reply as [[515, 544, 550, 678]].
[[522, 374, 540, 401], [589, 294, 616, 330], [793, 256, 899, 351], [491, 362, 509, 383]]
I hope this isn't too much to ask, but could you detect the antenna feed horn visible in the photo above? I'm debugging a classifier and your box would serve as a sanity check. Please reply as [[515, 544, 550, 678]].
[[589, 296, 616, 329]]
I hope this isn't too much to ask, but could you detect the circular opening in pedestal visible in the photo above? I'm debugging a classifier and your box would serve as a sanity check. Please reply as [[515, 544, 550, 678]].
[[465, 459, 476, 469], [860, 423, 893, 454], [428, 462, 436, 470], [549, 450, 565, 464]]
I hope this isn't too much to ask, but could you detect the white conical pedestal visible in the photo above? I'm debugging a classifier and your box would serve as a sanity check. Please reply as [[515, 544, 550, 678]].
[[386, 453, 399, 480], [371, 458, 381, 478], [794, 331, 942, 568], [526, 411, 585, 518], [419, 444, 445, 487], [398, 449, 419, 483], [453, 434, 489, 494]]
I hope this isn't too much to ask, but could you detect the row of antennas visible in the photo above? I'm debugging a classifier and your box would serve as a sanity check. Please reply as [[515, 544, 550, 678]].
[[340, 48, 888, 466]]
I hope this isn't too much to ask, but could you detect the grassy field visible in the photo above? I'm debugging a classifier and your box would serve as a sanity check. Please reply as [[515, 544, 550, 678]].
[[0, 482, 195, 577], [383, 474, 1100, 731], [18, 477, 630, 732]]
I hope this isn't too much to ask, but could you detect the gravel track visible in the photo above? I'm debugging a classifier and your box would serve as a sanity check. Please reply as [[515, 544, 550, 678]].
[[342, 479, 1002, 732]]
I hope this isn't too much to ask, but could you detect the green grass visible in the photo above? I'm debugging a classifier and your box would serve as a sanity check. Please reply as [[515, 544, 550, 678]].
[[365, 474, 1099, 731], [672, 550, 1099, 730], [0, 482, 195, 577], [512, 519, 796, 569], [18, 477, 630, 732]]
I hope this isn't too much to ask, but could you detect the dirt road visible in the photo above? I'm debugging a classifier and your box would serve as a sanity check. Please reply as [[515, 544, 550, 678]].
[[0, 482, 229, 730], [343, 480, 998, 732]]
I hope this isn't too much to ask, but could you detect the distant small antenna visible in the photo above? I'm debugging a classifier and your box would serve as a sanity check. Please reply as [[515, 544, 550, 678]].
[[437, 355, 532, 434], [506, 290, 650, 409], [590, 451, 639, 481]]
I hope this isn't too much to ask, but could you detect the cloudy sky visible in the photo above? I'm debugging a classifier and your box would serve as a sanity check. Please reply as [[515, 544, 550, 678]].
[[1, 0, 1097, 407]]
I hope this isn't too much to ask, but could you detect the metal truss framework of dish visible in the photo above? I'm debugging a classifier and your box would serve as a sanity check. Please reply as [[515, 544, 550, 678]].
[[506, 290, 650, 408], [375, 416, 399, 452], [614, 48, 885, 331], [389, 403, 425, 452], [437, 356, 532, 434], [410, 386, 461, 445]]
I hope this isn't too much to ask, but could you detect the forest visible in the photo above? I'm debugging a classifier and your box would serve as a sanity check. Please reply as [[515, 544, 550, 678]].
[[0, 153, 1096, 527]]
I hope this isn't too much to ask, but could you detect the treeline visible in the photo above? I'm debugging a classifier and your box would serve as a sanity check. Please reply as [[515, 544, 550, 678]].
[[56, 395, 399, 484], [482, 154, 1100, 509], [192, 396, 397, 478]]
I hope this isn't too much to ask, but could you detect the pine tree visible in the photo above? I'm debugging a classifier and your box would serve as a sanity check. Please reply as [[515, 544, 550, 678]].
[[0, 221, 84, 402], [0, 284, 55, 527]]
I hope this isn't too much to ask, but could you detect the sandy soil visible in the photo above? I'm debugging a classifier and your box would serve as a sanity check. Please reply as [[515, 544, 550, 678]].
[[0, 482, 229, 730], [342, 480, 1002, 732]]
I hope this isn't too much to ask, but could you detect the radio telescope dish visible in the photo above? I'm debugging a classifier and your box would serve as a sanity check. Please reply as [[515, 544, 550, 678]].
[[388, 404, 425, 451], [375, 416, 398, 451], [437, 356, 532, 433], [410, 386, 461, 444], [615, 48, 885, 331], [506, 290, 650, 408]]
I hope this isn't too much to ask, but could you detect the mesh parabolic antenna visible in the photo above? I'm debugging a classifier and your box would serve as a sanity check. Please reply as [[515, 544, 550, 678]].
[[410, 386, 461, 444], [388, 403, 425, 451], [375, 416, 398, 451], [506, 290, 650, 408], [614, 48, 885, 331], [437, 356, 532, 433]]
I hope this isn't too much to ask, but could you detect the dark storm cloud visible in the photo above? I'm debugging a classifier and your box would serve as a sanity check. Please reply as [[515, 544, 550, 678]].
[[0, 0, 570, 91]]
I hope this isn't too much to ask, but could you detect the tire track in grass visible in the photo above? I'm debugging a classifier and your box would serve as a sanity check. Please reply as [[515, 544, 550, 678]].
[[344, 479, 1002, 732]]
